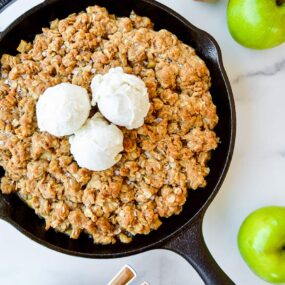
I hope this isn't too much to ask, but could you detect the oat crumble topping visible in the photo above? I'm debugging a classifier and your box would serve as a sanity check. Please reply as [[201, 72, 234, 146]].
[[0, 6, 218, 244]]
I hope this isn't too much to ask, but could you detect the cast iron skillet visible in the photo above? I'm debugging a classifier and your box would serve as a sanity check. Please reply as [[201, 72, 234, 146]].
[[0, 0, 236, 284]]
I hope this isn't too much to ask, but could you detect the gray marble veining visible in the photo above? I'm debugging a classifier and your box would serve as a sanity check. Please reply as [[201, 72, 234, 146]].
[[233, 58, 285, 84]]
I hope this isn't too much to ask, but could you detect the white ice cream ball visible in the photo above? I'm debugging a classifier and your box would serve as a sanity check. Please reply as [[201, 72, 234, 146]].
[[91, 67, 150, 130], [69, 113, 124, 171], [36, 83, 91, 136]]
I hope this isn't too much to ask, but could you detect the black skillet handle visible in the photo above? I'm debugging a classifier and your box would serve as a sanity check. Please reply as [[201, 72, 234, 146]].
[[161, 213, 235, 285]]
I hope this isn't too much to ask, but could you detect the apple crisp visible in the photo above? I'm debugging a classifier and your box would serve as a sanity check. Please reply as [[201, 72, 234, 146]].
[[0, 6, 218, 244]]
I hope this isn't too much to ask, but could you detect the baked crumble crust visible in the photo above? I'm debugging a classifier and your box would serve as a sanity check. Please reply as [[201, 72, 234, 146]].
[[0, 6, 218, 244]]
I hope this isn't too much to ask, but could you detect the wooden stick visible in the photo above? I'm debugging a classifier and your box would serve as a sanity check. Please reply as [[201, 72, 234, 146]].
[[108, 265, 136, 285]]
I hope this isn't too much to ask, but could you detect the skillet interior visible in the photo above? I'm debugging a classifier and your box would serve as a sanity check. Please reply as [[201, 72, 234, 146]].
[[0, 0, 235, 257]]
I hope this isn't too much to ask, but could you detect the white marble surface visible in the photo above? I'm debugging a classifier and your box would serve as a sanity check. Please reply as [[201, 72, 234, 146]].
[[1, 0, 285, 284]]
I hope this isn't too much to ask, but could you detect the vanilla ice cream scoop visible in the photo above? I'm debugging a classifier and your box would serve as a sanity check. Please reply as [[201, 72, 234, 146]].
[[69, 113, 124, 171], [91, 67, 150, 130], [36, 83, 91, 137]]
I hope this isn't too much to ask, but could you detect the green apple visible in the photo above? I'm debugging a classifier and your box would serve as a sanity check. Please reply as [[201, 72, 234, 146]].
[[227, 0, 285, 49], [238, 206, 285, 283]]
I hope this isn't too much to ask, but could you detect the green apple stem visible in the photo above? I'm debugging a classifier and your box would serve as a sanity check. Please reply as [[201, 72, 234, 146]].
[[277, 0, 285, 5]]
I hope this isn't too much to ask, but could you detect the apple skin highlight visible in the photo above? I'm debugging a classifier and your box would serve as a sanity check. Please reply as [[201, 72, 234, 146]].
[[238, 206, 285, 283], [227, 0, 285, 49]]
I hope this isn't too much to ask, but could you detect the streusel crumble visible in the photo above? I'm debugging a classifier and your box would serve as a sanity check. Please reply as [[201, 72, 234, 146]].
[[0, 6, 218, 244]]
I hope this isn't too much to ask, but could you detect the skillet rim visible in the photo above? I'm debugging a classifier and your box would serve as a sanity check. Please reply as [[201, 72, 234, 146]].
[[0, 0, 236, 258]]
